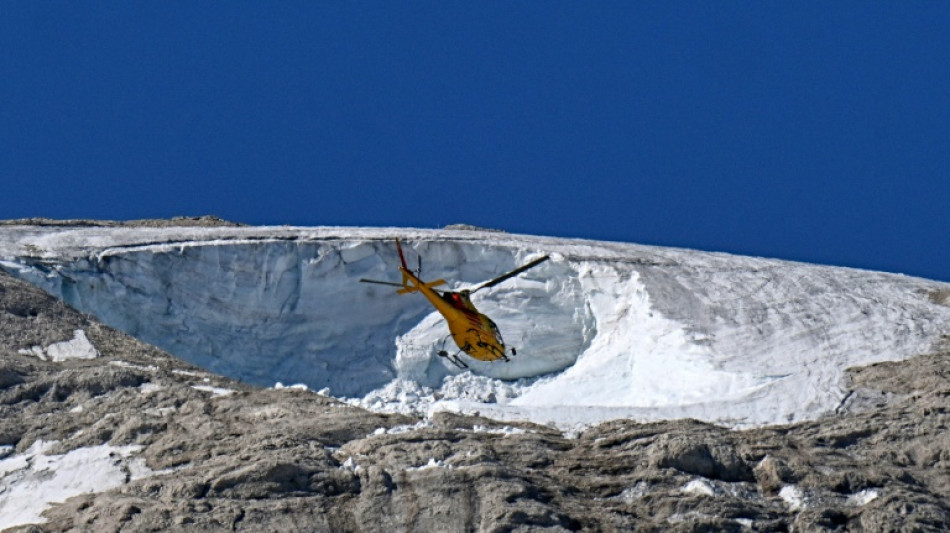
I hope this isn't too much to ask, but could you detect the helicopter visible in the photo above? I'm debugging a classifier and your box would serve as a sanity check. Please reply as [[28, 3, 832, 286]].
[[360, 239, 550, 369]]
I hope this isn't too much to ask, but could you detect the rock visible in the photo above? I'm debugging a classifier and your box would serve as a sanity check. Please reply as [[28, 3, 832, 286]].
[[753, 455, 794, 495], [930, 289, 950, 307], [0, 364, 24, 389], [0, 216, 244, 228], [0, 271, 89, 357], [648, 433, 754, 482], [442, 223, 506, 233]]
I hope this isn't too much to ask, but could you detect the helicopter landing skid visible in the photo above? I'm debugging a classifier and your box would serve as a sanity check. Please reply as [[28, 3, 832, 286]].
[[437, 335, 470, 369], [438, 349, 469, 369]]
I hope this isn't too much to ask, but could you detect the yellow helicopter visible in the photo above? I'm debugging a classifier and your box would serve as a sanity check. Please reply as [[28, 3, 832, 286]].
[[360, 239, 549, 368]]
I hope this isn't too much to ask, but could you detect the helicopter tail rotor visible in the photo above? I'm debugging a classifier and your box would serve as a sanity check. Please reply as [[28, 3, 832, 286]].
[[361, 239, 447, 294]]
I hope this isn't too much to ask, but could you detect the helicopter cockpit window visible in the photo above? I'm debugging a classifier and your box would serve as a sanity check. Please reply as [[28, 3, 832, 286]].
[[442, 292, 464, 310]]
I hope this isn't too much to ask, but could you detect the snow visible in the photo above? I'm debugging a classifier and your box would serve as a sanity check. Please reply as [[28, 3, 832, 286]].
[[372, 419, 434, 436], [677, 477, 759, 500], [469, 425, 528, 436], [138, 382, 164, 394], [409, 457, 449, 471], [0, 440, 150, 530], [273, 382, 311, 392], [18, 329, 99, 362], [681, 478, 717, 497], [340, 456, 362, 473], [2, 225, 949, 432], [779, 485, 806, 511], [847, 488, 880, 506], [191, 384, 235, 397], [110, 360, 159, 372], [171, 369, 204, 377], [619, 482, 650, 503]]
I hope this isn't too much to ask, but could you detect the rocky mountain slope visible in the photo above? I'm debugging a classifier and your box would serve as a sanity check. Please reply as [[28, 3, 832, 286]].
[[1, 221, 949, 531]]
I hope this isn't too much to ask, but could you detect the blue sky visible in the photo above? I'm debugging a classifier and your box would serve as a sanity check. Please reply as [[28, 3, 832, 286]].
[[2, 3, 949, 281]]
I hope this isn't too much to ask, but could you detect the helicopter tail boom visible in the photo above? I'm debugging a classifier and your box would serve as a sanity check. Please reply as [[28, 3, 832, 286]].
[[395, 238, 447, 294], [357, 239, 447, 294], [396, 278, 447, 295]]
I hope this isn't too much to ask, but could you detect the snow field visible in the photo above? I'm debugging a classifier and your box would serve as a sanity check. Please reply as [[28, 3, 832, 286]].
[[2, 225, 949, 431]]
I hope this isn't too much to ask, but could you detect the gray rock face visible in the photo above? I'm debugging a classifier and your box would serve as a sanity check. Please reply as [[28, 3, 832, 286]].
[[0, 216, 244, 228], [3, 267, 950, 531], [646, 432, 753, 482]]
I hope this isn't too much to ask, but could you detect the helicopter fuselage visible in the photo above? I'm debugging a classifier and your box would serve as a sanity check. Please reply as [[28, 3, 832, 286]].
[[359, 238, 547, 364], [400, 267, 508, 362]]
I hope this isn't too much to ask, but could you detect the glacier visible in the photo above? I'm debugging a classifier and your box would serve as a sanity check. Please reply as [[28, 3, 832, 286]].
[[1, 224, 948, 430]]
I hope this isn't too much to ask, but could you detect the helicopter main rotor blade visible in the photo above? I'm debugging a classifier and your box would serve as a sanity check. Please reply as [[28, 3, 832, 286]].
[[470, 255, 551, 293], [359, 278, 404, 288]]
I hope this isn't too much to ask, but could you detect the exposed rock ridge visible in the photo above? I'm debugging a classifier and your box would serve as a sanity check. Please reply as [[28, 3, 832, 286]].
[[0, 216, 244, 228]]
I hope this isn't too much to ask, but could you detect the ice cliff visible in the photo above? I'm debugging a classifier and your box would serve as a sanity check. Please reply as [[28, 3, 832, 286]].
[[2, 225, 948, 429]]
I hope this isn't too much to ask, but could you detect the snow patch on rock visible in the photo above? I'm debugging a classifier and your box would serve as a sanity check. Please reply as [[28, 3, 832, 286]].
[[18, 329, 99, 362], [273, 382, 312, 392], [847, 488, 880, 506], [192, 384, 235, 397], [408, 457, 450, 471], [681, 478, 717, 497], [0, 440, 152, 530], [779, 485, 806, 511]]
